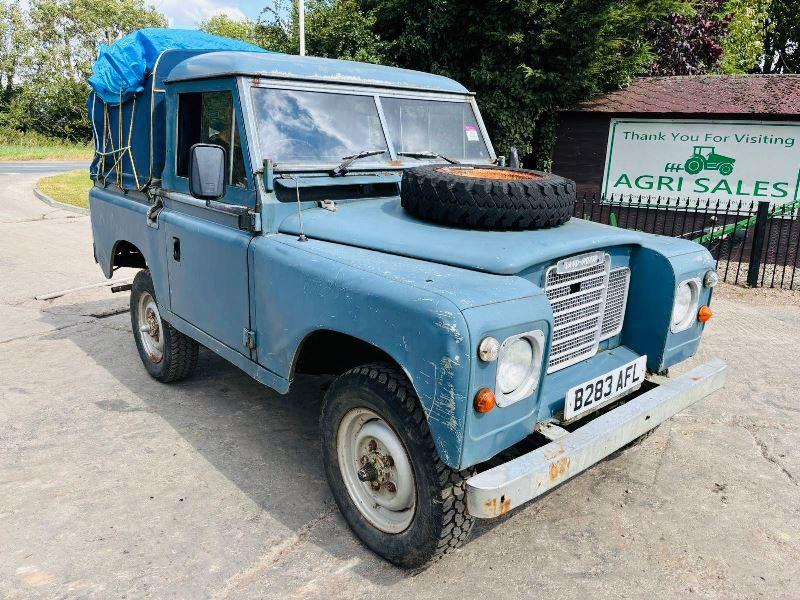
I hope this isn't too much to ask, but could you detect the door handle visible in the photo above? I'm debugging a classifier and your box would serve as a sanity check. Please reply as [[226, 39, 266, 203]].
[[173, 237, 181, 261]]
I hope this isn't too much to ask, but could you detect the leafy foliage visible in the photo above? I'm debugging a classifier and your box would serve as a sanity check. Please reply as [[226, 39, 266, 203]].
[[359, 0, 683, 166], [760, 0, 800, 73], [722, 0, 770, 73], [201, 0, 384, 63], [647, 0, 733, 75], [0, 0, 165, 140]]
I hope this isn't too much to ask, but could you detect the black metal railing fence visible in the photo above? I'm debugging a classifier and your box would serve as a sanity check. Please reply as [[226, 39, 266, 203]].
[[574, 194, 800, 290]]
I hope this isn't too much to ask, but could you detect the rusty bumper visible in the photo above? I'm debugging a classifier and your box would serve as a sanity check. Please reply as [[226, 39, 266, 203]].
[[465, 358, 728, 518]]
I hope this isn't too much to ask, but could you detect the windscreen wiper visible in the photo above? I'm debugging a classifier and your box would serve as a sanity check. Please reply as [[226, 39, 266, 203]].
[[397, 150, 460, 165], [331, 149, 387, 176]]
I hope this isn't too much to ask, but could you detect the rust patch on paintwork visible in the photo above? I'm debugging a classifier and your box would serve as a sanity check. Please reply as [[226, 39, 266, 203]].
[[437, 166, 542, 180], [484, 496, 512, 517], [549, 456, 571, 482], [544, 443, 566, 460]]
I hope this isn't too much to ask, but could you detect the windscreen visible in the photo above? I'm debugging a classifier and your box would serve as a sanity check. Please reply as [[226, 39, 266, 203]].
[[251, 87, 389, 166], [380, 97, 490, 162]]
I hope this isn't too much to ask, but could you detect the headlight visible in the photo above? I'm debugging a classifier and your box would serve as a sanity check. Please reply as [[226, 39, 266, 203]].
[[495, 331, 544, 406], [671, 279, 700, 332], [497, 339, 533, 393]]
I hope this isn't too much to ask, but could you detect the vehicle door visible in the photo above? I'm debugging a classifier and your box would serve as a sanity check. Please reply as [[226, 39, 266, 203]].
[[161, 82, 255, 356]]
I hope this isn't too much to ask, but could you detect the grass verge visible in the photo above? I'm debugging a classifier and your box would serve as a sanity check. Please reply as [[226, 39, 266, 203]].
[[0, 128, 92, 161], [37, 169, 92, 209]]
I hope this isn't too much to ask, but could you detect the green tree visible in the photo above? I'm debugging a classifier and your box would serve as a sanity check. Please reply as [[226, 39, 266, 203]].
[[0, 1, 29, 96], [760, 0, 800, 73], [361, 0, 683, 168], [199, 11, 291, 52], [722, 0, 770, 73], [201, 0, 383, 62], [0, 0, 165, 140]]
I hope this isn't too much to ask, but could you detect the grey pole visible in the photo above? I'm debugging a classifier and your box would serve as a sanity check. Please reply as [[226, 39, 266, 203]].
[[298, 0, 306, 56]]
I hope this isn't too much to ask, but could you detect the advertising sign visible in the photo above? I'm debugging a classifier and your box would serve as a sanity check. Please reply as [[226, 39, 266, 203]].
[[602, 119, 800, 207]]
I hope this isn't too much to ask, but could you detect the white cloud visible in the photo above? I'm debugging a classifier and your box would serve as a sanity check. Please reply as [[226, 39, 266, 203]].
[[153, 0, 249, 28]]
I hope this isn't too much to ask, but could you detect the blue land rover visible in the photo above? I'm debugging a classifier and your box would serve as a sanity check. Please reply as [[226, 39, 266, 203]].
[[88, 30, 726, 568]]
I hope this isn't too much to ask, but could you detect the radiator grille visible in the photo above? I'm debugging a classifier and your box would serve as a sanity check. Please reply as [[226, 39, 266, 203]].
[[544, 255, 631, 372], [600, 267, 630, 340]]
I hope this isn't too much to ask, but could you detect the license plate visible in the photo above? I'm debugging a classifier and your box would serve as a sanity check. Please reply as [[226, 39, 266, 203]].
[[563, 355, 648, 421]]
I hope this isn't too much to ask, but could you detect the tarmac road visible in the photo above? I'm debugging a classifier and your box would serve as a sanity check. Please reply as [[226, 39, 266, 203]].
[[1, 169, 798, 599], [0, 160, 89, 175]]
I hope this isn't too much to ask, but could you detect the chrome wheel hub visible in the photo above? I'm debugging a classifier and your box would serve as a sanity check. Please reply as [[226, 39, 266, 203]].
[[337, 408, 416, 533], [137, 291, 164, 363]]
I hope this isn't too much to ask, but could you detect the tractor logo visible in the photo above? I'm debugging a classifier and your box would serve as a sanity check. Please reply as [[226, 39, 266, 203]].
[[664, 145, 736, 175]]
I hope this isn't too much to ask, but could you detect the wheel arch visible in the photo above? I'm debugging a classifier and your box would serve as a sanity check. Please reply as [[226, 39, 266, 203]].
[[110, 239, 147, 270], [291, 328, 414, 383]]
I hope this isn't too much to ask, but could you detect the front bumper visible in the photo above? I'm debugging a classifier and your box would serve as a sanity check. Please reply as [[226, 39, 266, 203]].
[[466, 358, 727, 518]]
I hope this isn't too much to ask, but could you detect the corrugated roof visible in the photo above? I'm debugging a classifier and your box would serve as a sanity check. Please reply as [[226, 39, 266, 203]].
[[573, 75, 800, 115], [166, 51, 469, 94]]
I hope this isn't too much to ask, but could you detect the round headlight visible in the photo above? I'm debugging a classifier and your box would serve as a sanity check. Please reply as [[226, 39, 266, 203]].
[[497, 338, 534, 394], [671, 280, 700, 332]]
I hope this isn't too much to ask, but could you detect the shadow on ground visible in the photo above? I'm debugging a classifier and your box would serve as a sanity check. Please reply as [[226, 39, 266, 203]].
[[39, 293, 507, 586]]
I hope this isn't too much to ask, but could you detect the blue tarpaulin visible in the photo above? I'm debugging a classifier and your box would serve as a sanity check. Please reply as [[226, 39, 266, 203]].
[[88, 28, 267, 105]]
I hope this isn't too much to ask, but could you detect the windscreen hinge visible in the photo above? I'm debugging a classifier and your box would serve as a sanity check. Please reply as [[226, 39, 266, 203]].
[[238, 211, 261, 233], [243, 329, 257, 350]]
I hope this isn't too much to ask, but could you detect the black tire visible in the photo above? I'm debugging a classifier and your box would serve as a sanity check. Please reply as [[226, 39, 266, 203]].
[[401, 164, 575, 230], [320, 363, 474, 568], [130, 269, 198, 383]]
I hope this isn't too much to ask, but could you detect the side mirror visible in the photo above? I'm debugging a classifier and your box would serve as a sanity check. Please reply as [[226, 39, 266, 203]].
[[189, 143, 225, 200], [508, 146, 520, 169]]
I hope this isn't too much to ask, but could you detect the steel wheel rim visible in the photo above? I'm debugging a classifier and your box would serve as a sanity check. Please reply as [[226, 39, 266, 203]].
[[336, 407, 416, 533], [137, 291, 164, 363]]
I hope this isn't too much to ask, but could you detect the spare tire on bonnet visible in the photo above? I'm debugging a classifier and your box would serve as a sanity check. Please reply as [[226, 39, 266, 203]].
[[401, 165, 576, 230]]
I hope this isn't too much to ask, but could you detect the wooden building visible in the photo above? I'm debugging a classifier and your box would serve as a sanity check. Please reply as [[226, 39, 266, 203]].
[[552, 74, 800, 196]]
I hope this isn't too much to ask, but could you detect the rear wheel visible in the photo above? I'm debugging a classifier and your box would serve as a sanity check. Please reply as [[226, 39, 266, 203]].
[[320, 363, 474, 568], [131, 270, 198, 383]]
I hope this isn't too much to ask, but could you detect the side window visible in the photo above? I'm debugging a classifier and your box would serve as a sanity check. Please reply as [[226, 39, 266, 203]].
[[176, 91, 248, 188]]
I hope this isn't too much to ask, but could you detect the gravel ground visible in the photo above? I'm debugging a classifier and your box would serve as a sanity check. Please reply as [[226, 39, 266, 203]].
[[715, 260, 800, 291], [1, 173, 798, 599]]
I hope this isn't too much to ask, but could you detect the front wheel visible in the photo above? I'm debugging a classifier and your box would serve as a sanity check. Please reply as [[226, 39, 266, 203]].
[[320, 363, 474, 568], [131, 269, 199, 383]]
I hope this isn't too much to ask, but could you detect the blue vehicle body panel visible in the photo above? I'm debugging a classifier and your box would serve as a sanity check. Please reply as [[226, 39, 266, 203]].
[[160, 210, 253, 354], [166, 51, 469, 94], [249, 234, 475, 466], [278, 198, 649, 275], [89, 187, 170, 304]]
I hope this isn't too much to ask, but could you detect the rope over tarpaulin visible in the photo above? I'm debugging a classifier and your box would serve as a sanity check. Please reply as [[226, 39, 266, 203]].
[[88, 28, 267, 105], [87, 28, 268, 191]]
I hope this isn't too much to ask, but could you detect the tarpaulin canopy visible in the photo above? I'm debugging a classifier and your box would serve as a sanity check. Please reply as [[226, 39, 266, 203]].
[[88, 28, 267, 105]]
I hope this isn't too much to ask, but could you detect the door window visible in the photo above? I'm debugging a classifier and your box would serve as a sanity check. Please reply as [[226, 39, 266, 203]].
[[177, 91, 248, 187]]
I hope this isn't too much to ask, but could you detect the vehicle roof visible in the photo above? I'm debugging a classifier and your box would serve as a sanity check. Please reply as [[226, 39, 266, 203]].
[[165, 50, 470, 94]]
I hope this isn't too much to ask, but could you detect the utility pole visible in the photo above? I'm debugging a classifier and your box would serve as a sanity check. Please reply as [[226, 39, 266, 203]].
[[298, 0, 306, 56]]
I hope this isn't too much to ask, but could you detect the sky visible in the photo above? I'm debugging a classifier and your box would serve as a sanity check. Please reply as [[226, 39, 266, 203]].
[[152, 0, 268, 29]]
